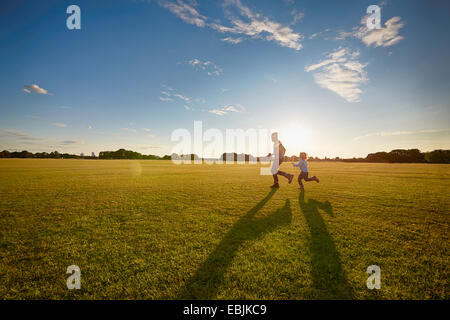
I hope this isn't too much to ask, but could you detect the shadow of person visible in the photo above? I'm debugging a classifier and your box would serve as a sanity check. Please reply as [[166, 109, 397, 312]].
[[299, 191, 354, 299], [176, 189, 292, 299]]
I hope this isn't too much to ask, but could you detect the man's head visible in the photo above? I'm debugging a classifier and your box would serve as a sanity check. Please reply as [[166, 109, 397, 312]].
[[271, 132, 278, 143]]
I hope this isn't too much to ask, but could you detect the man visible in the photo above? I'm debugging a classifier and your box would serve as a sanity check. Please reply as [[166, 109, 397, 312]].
[[270, 132, 294, 188]]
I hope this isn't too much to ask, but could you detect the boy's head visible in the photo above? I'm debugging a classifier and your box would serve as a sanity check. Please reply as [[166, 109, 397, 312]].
[[300, 152, 307, 160]]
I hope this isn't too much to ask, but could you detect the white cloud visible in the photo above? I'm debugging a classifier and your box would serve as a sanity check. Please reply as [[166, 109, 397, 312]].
[[88, 125, 93, 130], [211, 0, 304, 50], [53, 123, 67, 128], [173, 93, 190, 102], [159, 86, 201, 110], [221, 37, 244, 44], [159, 0, 304, 51], [208, 104, 243, 116], [158, 0, 207, 27], [24, 84, 49, 95], [338, 16, 404, 48], [122, 128, 137, 133], [305, 48, 368, 102], [143, 128, 152, 132], [188, 58, 223, 76]]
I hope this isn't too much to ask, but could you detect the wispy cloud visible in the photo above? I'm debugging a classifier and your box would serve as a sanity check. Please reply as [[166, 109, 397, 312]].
[[160, 87, 192, 105], [173, 93, 190, 102], [158, 0, 207, 27], [337, 15, 404, 48], [354, 129, 450, 140], [53, 123, 67, 128], [188, 58, 223, 76], [290, 9, 304, 24], [211, 0, 304, 50], [60, 106, 72, 109], [60, 140, 85, 145], [208, 105, 243, 116], [1, 129, 84, 149], [221, 37, 244, 44], [24, 84, 49, 95], [0, 129, 42, 141], [159, 0, 304, 51], [305, 48, 368, 102], [122, 128, 137, 133]]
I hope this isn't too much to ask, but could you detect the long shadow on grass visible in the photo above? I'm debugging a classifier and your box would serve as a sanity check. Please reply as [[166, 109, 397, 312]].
[[176, 189, 292, 299], [299, 192, 354, 299]]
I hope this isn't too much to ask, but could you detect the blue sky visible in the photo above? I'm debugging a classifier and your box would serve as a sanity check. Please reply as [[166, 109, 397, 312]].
[[1, 0, 449, 158]]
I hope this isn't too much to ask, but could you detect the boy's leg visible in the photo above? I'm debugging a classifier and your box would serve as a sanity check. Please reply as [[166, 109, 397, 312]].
[[298, 174, 304, 189], [303, 172, 315, 182]]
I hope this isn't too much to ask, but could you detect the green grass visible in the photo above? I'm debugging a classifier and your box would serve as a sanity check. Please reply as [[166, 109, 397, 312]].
[[0, 159, 448, 299]]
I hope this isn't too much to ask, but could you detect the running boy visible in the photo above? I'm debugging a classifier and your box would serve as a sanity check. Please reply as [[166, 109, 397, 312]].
[[293, 152, 319, 191]]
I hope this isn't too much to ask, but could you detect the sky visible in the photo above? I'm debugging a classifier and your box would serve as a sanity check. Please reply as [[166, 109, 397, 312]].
[[1, 0, 449, 158]]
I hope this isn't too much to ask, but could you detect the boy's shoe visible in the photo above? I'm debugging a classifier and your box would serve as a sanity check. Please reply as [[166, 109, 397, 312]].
[[288, 174, 294, 184], [316, 177, 320, 183], [270, 183, 280, 188]]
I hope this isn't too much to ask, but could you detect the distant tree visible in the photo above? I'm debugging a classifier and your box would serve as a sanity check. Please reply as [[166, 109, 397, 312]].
[[0, 150, 11, 158], [424, 149, 450, 163], [366, 151, 390, 162]]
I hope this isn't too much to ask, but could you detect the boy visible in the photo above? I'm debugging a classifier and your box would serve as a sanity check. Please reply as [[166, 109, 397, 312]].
[[293, 152, 319, 191]]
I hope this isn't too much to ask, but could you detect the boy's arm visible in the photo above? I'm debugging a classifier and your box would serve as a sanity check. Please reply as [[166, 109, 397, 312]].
[[293, 160, 300, 167]]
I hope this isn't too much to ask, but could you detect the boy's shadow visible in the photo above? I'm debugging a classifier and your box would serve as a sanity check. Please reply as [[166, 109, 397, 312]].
[[176, 189, 292, 299], [299, 192, 354, 299]]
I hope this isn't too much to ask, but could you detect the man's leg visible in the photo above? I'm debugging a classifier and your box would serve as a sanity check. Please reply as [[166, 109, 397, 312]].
[[273, 174, 279, 184], [276, 158, 293, 182], [277, 170, 290, 179]]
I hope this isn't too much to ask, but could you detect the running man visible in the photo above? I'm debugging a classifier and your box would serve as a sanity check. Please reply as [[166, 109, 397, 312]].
[[270, 132, 294, 188]]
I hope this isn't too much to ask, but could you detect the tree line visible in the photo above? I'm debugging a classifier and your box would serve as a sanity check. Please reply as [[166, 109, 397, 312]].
[[1, 148, 449, 163]]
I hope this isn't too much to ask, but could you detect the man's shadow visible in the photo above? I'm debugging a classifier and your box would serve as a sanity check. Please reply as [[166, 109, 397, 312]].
[[299, 192, 354, 299], [176, 189, 292, 299]]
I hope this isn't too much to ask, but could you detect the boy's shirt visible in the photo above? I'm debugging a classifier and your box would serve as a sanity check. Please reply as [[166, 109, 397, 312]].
[[294, 159, 308, 172]]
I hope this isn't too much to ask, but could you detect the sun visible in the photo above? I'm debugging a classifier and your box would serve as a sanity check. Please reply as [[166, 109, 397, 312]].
[[280, 123, 310, 154]]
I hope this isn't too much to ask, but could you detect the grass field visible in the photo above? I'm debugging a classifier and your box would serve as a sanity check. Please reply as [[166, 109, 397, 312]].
[[0, 159, 448, 299]]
